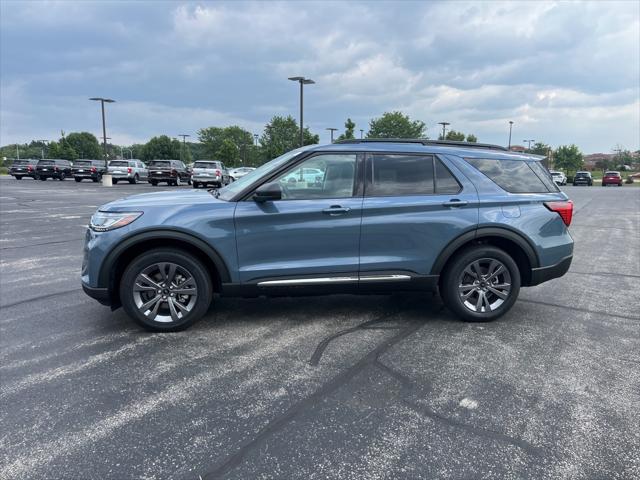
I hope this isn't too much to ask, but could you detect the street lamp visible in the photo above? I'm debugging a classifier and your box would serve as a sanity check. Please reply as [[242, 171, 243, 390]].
[[508, 121, 514, 149], [38, 139, 49, 159], [253, 133, 259, 146], [288, 76, 315, 147], [438, 122, 450, 140], [89, 97, 115, 169], [178, 134, 190, 163], [360, 129, 364, 139], [326, 127, 338, 143], [524, 139, 535, 152]]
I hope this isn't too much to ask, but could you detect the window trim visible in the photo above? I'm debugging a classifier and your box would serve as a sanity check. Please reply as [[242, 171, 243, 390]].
[[363, 152, 462, 198]]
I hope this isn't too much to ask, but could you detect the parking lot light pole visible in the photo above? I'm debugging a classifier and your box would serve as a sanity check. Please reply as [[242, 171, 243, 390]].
[[438, 122, 450, 140], [360, 129, 364, 139], [524, 139, 535, 152], [288, 76, 315, 147], [38, 140, 48, 159], [326, 127, 337, 143], [178, 134, 190, 163], [89, 98, 115, 184], [508, 121, 514, 149]]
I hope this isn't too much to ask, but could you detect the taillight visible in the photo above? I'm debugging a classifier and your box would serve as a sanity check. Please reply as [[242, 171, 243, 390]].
[[127, 167, 132, 173], [544, 200, 573, 226], [215, 169, 221, 176], [27, 166, 33, 171], [171, 169, 177, 176], [54, 166, 59, 171], [91, 167, 97, 173]]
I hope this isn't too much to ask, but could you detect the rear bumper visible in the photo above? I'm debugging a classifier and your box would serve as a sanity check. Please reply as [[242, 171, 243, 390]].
[[82, 282, 111, 306], [193, 176, 222, 183], [529, 255, 572, 286]]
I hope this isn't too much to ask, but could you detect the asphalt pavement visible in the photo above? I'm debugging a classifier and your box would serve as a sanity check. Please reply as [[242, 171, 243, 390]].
[[0, 176, 638, 479]]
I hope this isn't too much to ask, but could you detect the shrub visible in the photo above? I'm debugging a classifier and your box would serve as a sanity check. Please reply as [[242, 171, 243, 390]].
[[566, 176, 574, 183], [625, 176, 634, 184]]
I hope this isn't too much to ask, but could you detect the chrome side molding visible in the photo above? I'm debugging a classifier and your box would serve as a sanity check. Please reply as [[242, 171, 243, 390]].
[[257, 274, 411, 287]]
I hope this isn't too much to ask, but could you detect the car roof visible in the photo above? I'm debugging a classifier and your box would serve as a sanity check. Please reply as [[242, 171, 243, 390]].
[[307, 140, 544, 161]]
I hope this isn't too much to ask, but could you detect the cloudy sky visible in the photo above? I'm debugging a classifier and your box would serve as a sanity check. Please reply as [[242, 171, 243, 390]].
[[1, 0, 638, 153]]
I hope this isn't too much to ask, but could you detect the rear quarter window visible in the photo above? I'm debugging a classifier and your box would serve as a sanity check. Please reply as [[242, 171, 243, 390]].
[[465, 158, 556, 193]]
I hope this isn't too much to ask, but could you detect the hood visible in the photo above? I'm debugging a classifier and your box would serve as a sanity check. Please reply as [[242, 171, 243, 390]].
[[100, 189, 222, 211]]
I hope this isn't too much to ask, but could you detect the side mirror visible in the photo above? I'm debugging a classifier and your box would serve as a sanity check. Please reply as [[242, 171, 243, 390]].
[[253, 182, 282, 202]]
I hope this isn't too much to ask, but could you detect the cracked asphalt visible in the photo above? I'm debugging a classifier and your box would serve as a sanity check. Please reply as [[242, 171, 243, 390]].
[[1, 176, 639, 479]]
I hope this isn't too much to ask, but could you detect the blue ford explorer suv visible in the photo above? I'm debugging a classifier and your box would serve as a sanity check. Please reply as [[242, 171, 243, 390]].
[[82, 139, 574, 331]]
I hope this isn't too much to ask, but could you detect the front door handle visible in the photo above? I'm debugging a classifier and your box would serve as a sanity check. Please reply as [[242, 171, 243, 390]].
[[442, 199, 468, 207], [322, 205, 351, 216]]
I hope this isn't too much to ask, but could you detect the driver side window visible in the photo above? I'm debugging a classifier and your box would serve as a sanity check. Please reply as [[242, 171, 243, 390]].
[[273, 154, 357, 199]]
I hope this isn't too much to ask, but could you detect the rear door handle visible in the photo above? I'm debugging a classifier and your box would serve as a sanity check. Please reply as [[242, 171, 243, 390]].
[[322, 205, 351, 215], [442, 199, 468, 207]]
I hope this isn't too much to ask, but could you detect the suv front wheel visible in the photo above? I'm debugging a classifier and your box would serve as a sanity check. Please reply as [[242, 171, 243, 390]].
[[120, 249, 213, 332], [441, 245, 521, 322]]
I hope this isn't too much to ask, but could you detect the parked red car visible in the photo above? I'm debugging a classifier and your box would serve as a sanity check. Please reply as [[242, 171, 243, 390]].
[[602, 171, 623, 187]]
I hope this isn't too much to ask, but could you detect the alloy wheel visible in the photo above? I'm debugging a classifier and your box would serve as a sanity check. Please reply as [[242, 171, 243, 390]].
[[457, 258, 512, 313], [132, 262, 198, 323]]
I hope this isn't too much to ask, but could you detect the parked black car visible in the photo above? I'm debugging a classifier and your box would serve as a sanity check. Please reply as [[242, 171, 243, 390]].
[[147, 160, 192, 186], [9, 159, 39, 179], [36, 159, 72, 181], [72, 159, 107, 182], [573, 171, 593, 186]]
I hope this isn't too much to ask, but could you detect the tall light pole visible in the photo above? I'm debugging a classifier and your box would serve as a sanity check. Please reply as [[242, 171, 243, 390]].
[[253, 133, 259, 146], [178, 134, 190, 163], [508, 121, 514, 150], [360, 129, 364, 139], [438, 121, 450, 140], [89, 97, 115, 169], [288, 76, 315, 147], [326, 127, 337, 143], [524, 139, 535, 152], [38, 140, 48, 159]]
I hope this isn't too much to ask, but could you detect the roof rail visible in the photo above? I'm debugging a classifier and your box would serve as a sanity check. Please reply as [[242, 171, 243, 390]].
[[335, 138, 508, 151]]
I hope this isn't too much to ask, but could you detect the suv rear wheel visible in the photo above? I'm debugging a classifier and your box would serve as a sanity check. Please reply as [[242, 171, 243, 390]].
[[441, 245, 520, 322], [120, 249, 213, 332]]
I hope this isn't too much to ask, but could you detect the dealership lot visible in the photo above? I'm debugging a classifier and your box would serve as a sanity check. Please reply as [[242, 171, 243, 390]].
[[0, 177, 638, 479]]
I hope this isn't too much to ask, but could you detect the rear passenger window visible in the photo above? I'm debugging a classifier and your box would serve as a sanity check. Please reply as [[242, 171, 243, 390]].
[[368, 154, 434, 196], [435, 159, 461, 194], [529, 161, 560, 192], [465, 158, 552, 193]]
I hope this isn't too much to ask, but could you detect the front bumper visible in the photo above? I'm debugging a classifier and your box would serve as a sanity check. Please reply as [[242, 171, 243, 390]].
[[529, 255, 572, 286]]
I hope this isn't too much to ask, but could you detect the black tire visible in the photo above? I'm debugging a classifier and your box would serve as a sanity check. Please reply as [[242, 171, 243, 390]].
[[59, 172, 66, 180], [75, 177, 82, 182], [15, 176, 23, 180], [113, 179, 119, 184], [187, 177, 192, 185], [40, 176, 47, 181], [440, 245, 521, 322], [129, 174, 139, 185], [193, 181, 199, 188], [150, 180, 158, 186], [92, 176, 99, 183], [119, 249, 213, 332]]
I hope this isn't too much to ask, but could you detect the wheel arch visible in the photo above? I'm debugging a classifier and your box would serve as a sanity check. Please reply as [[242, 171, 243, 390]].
[[431, 227, 539, 286], [99, 230, 231, 306]]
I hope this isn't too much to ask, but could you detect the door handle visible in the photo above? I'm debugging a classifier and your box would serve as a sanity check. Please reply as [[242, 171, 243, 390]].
[[442, 199, 468, 207], [322, 205, 351, 215]]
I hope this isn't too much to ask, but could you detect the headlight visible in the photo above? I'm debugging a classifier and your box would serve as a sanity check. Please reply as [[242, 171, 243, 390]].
[[90, 211, 142, 232]]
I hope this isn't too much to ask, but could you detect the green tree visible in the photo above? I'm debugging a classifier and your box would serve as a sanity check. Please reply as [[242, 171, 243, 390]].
[[441, 130, 465, 141], [337, 118, 356, 141], [530, 142, 551, 156], [198, 125, 254, 160], [141, 135, 181, 162], [64, 132, 101, 159], [216, 139, 239, 163], [367, 111, 426, 138], [260, 115, 319, 160], [466, 134, 478, 143], [554, 144, 583, 174]]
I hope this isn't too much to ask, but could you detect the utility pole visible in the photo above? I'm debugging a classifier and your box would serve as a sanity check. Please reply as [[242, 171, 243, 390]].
[[178, 134, 190, 163], [16, 144, 19, 161], [288, 76, 315, 147], [253, 133, 259, 146], [38, 140, 48, 159], [508, 121, 514, 150], [438, 122, 450, 140], [360, 129, 364, 139], [326, 127, 338, 143]]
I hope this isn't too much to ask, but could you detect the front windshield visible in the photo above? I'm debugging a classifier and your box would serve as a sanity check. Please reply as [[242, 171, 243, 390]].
[[217, 145, 316, 201]]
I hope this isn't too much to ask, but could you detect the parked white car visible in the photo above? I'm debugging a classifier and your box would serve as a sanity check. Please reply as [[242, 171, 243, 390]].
[[549, 170, 566, 186], [108, 160, 148, 184], [228, 166, 255, 181]]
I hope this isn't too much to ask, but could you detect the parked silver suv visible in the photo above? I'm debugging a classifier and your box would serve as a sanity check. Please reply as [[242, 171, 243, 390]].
[[192, 160, 230, 188], [108, 160, 148, 184]]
